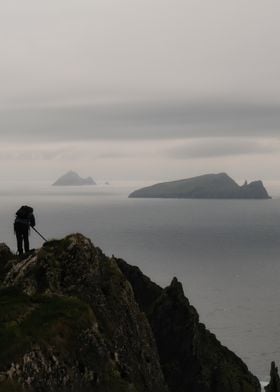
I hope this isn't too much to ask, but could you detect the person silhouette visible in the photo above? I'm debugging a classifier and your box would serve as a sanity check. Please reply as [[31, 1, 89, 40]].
[[14, 205, 36, 257]]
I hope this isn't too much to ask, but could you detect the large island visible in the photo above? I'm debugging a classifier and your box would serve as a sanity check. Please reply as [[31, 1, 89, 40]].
[[129, 173, 271, 199]]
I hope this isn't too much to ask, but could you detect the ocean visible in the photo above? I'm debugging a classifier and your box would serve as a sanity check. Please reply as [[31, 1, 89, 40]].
[[1, 180, 280, 383]]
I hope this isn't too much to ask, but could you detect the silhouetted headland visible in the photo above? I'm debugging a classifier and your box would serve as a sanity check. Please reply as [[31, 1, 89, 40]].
[[0, 234, 263, 391], [129, 173, 271, 199]]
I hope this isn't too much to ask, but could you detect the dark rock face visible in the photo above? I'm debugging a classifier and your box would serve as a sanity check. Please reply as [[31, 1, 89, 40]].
[[265, 362, 280, 392], [0, 235, 166, 392], [239, 180, 271, 199], [0, 234, 261, 392], [117, 258, 261, 392], [129, 173, 271, 199], [0, 243, 14, 266], [53, 171, 96, 186], [0, 243, 14, 285]]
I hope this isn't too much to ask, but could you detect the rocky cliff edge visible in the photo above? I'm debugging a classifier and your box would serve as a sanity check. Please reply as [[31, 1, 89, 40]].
[[0, 234, 261, 392]]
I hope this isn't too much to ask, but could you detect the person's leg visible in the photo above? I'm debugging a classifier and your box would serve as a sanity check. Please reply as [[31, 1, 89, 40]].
[[23, 228, 30, 253], [16, 230, 23, 255]]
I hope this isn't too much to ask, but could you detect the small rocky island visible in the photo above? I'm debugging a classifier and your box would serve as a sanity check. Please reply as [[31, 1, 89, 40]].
[[129, 173, 271, 199], [0, 233, 271, 391], [53, 170, 96, 186]]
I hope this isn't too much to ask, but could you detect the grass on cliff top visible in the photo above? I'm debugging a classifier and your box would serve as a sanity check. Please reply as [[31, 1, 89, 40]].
[[42, 236, 72, 251], [0, 287, 94, 368]]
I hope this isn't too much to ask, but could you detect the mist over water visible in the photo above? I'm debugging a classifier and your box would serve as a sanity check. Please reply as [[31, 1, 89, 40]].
[[1, 181, 280, 381]]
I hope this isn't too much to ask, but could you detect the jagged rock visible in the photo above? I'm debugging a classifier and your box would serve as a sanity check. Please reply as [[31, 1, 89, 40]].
[[265, 362, 280, 392], [0, 234, 261, 392], [0, 234, 167, 392], [0, 244, 15, 284], [129, 173, 271, 199], [0, 243, 14, 265], [239, 180, 270, 199], [117, 258, 261, 392]]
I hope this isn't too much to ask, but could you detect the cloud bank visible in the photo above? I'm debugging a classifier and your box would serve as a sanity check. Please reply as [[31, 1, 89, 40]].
[[0, 100, 280, 143], [167, 138, 279, 159]]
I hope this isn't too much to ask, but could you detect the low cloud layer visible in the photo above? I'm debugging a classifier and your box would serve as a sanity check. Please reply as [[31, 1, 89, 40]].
[[167, 138, 279, 159], [0, 140, 164, 162], [1, 100, 280, 143], [2, 138, 279, 162], [0, 138, 279, 184]]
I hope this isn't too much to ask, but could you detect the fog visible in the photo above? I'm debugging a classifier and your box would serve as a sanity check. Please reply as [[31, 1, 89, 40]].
[[0, 0, 279, 183]]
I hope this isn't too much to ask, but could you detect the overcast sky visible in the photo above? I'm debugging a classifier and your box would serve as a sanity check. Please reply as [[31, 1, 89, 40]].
[[1, 0, 280, 188]]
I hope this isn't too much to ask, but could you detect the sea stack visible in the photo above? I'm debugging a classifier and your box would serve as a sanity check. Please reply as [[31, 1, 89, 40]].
[[265, 362, 280, 392]]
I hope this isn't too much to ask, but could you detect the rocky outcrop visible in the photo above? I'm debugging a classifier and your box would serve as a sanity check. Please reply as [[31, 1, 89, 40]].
[[0, 234, 261, 391], [129, 173, 271, 199], [0, 235, 166, 392], [53, 171, 96, 186], [265, 362, 280, 392], [117, 258, 261, 392], [0, 243, 15, 285], [239, 180, 270, 199]]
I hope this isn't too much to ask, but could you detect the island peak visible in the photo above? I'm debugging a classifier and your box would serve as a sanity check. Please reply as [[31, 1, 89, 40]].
[[53, 171, 96, 186]]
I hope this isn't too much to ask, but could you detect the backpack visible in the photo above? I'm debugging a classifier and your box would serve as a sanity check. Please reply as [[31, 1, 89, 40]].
[[16, 206, 33, 219]]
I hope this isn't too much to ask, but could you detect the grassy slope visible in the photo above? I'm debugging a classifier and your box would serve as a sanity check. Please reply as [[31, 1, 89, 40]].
[[0, 287, 94, 368]]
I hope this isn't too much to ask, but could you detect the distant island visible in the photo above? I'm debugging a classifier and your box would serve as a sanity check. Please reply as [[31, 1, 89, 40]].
[[53, 171, 96, 186], [129, 173, 271, 199]]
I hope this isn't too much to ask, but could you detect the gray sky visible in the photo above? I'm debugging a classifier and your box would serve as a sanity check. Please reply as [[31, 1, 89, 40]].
[[0, 0, 280, 187]]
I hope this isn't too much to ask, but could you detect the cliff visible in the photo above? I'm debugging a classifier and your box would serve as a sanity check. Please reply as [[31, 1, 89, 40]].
[[265, 362, 280, 392], [116, 258, 261, 392], [0, 234, 261, 391], [129, 173, 271, 199], [53, 171, 96, 186]]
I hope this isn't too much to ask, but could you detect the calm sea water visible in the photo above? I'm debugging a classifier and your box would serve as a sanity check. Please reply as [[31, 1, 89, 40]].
[[1, 181, 280, 382]]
